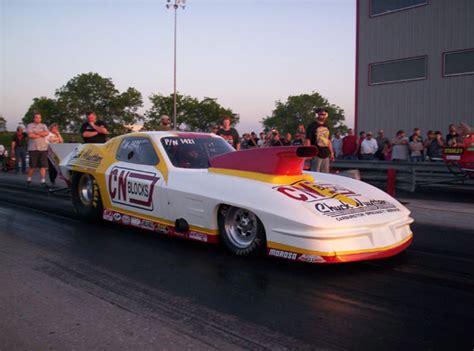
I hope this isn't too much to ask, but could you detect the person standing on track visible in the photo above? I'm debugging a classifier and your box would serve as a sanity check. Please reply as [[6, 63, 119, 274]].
[[80, 112, 109, 144], [46, 123, 64, 185], [26, 113, 50, 187], [305, 108, 334, 173], [11, 126, 28, 174]]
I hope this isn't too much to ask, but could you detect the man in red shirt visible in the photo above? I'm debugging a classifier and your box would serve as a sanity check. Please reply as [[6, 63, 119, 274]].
[[342, 128, 358, 160]]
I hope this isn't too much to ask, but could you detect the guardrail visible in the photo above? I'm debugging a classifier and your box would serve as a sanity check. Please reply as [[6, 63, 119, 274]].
[[331, 160, 474, 192]]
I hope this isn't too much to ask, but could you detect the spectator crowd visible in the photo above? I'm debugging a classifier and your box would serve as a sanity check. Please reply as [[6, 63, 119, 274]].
[[0, 110, 471, 183], [214, 113, 470, 173]]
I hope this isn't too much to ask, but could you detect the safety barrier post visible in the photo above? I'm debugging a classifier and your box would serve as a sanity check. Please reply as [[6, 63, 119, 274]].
[[387, 168, 396, 197]]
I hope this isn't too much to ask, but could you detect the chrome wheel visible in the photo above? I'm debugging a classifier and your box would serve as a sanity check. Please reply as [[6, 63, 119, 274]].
[[78, 174, 93, 206], [224, 207, 258, 249], [71, 172, 103, 221]]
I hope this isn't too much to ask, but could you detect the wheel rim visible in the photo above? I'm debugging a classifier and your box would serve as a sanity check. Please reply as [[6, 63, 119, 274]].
[[78, 174, 93, 206], [224, 207, 258, 249]]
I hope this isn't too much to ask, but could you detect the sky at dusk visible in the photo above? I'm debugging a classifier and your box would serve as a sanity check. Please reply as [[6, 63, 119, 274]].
[[0, 0, 356, 132]]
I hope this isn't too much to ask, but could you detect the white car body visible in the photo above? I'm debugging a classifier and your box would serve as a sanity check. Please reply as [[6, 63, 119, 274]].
[[53, 131, 414, 264]]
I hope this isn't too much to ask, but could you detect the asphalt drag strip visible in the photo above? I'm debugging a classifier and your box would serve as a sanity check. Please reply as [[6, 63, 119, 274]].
[[0, 177, 473, 350]]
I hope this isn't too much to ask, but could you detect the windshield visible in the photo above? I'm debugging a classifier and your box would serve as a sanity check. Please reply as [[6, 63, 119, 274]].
[[161, 136, 234, 169]]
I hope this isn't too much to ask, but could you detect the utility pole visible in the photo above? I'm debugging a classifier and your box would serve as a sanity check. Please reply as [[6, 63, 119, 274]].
[[166, 0, 186, 130]]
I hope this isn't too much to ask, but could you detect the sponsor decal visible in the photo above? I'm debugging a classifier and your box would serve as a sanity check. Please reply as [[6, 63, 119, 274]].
[[162, 137, 196, 146], [268, 249, 297, 260], [444, 147, 464, 155], [446, 155, 461, 160], [122, 214, 131, 225], [103, 209, 114, 221], [274, 181, 400, 221], [298, 254, 325, 263], [173, 231, 186, 237], [188, 231, 208, 242], [68, 149, 103, 170], [108, 166, 160, 211], [275, 181, 359, 206], [156, 224, 170, 234], [131, 216, 141, 227], [140, 220, 155, 231], [101, 208, 218, 244], [316, 199, 399, 221]]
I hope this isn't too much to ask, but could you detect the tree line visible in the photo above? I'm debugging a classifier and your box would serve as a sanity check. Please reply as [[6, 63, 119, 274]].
[[20, 72, 347, 135]]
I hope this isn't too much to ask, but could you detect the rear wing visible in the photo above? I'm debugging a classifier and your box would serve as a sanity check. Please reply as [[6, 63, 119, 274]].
[[209, 146, 317, 176], [48, 143, 82, 184]]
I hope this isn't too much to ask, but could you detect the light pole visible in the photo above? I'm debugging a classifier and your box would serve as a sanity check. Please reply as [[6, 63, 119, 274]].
[[166, 0, 186, 130]]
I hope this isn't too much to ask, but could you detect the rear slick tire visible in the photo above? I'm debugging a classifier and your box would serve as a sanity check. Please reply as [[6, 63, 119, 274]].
[[218, 206, 266, 256], [71, 172, 103, 221]]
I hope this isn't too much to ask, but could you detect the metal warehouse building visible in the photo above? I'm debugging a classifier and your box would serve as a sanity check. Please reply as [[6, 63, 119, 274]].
[[355, 0, 474, 137]]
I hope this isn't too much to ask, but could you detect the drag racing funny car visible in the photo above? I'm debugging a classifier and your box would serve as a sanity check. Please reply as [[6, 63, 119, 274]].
[[51, 131, 414, 264]]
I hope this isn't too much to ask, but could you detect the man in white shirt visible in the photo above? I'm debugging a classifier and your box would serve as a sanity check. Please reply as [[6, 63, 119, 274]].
[[360, 132, 378, 160], [26, 112, 50, 186], [331, 132, 343, 159]]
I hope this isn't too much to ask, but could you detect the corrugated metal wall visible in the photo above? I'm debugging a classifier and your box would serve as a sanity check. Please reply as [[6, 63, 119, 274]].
[[357, 0, 474, 137]]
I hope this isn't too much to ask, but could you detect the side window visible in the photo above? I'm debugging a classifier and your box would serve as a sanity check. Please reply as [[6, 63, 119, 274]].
[[116, 137, 160, 165]]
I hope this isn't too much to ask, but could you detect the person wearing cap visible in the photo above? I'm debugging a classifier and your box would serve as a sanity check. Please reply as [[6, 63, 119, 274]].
[[11, 125, 28, 174], [157, 115, 172, 131], [360, 131, 378, 160], [305, 108, 334, 173]]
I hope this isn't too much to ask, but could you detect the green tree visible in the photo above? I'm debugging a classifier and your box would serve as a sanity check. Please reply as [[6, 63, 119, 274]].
[[22, 97, 62, 127], [261, 92, 348, 135], [143, 93, 237, 132], [55, 72, 143, 134]]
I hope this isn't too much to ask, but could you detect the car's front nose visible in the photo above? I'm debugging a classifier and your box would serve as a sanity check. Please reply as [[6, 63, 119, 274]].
[[266, 216, 414, 264]]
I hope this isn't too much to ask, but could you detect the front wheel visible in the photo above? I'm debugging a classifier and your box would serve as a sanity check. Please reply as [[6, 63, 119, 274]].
[[218, 206, 266, 256], [71, 172, 103, 221]]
